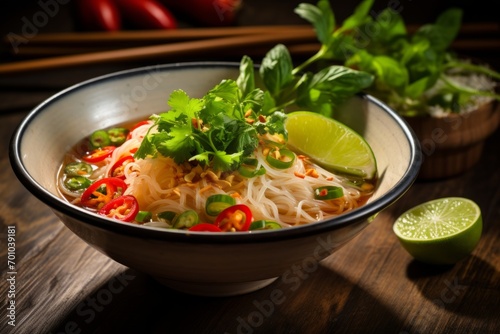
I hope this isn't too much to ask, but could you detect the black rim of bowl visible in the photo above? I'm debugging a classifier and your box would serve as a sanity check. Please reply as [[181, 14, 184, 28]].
[[9, 61, 422, 244]]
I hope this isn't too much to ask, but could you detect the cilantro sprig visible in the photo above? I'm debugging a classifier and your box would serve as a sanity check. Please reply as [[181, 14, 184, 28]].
[[134, 59, 287, 172]]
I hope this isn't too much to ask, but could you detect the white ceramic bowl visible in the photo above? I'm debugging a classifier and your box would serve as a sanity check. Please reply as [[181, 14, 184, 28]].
[[10, 63, 421, 296]]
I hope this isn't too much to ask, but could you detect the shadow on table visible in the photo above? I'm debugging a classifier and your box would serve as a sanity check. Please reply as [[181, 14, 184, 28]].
[[406, 255, 500, 320], [49, 264, 404, 334]]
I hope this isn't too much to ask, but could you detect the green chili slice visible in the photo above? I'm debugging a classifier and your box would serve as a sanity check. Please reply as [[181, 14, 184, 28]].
[[90, 130, 111, 149], [64, 162, 93, 177], [64, 176, 92, 191], [108, 127, 129, 146], [266, 148, 295, 169], [135, 211, 152, 223], [157, 211, 177, 224], [314, 186, 344, 200], [173, 210, 199, 229], [238, 158, 266, 178], [261, 139, 285, 149], [206, 194, 236, 216], [250, 220, 282, 230]]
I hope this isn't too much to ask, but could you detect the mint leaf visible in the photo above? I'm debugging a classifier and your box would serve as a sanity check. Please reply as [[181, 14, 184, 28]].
[[347, 51, 408, 94], [237, 55, 255, 97], [338, 0, 373, 32], [413, 8, 462, 52], [260, 44, 294, 98], [296, 66, 374, 116], [261, 90, 276, 115], [295, 0, 334, 45]]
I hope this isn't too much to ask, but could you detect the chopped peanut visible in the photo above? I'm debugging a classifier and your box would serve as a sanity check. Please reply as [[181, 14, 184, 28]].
[[294, 171, 305, 178], [305, 168, 319, 178]]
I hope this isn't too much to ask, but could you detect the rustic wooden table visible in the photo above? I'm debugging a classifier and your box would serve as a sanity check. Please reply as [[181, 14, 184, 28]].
[[1, 1, 499, 333]]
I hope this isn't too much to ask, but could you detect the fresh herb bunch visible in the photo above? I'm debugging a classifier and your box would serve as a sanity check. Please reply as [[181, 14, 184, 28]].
[[134, 61, 286, 172], [294, 0, 500, 116], [135, 3, 376, 173]]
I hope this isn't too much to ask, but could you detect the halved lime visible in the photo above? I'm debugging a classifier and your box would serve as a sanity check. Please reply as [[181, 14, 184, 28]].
[[393, 197, 482, 265], [285, 111, 377, 179]]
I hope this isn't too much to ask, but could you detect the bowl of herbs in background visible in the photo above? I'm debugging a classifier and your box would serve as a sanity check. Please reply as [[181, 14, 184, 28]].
[[295, 0, 500, 179]]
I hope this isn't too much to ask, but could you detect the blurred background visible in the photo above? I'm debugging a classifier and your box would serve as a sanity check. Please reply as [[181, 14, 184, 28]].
[[1, 0, 498, 113], [1, 0, 498, 65]]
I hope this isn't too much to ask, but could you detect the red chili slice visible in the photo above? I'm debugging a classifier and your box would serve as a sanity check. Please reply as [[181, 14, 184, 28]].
[[98, 195, 139, 222], [80, 177, 128, 209], [109, 156, 135, 179], [214, 204, 253, 232], [127, 120, 150, 139], [188, 223, 223, 232], [83, 146, 116, 163]]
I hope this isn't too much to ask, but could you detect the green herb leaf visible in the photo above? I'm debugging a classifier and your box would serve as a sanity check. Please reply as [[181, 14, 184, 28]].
[[347, 51, 408, 94], [295, 0, 334, 45], [212, 150, 243, 172], [134, 132, 156, 159], [168, 89, 204, 119], [237, 55, 255, 98], [260, 44, 295, 99], [296, 66, 374, 116], [338, 0, 373, 33], [156, 126, 196, 164], [413, 8, 462, 53]]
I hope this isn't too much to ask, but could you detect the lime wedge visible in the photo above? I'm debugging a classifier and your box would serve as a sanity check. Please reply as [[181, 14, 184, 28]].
[[393, 197, 482, 265], [285, 111, 377, 179]]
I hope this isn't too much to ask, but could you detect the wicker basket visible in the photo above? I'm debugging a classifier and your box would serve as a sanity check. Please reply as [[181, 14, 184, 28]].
[[404, 100, 499, 180]]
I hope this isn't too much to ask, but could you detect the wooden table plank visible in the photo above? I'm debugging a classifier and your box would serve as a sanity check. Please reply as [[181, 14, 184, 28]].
[[1, 105, 499, 333]]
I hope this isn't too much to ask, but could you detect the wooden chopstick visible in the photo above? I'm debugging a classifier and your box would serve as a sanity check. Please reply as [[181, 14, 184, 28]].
[[5, 22, 497, 47], [2, 21, 497, 75], [4, 25, 314, 47], [0, 30, 316, 75]]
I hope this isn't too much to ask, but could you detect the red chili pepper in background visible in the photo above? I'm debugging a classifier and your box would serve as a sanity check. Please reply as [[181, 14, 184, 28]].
[[80, 177, 128, 209], [98, 195, 139, 222], [74, 0, 177, 31], [75, 0, 122, 31], [83, 146, 116, 163], [160, 0, 241, 26], [115, 0, 177, 30], [214, 204, 252, 232], [109, 156, 135, 179]]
